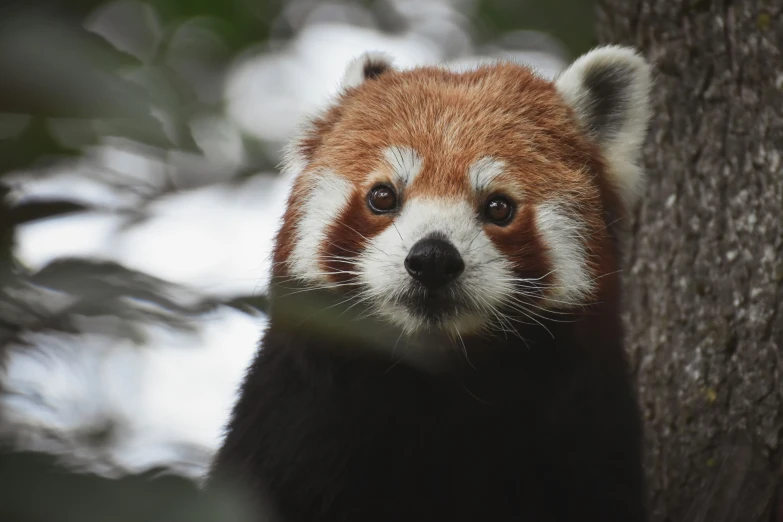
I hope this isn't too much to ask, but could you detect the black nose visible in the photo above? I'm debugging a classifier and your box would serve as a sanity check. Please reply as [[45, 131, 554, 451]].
[[404, 236, 465, 290]]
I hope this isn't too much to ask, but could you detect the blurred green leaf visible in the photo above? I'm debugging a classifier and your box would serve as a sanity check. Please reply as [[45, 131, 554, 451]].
[[475, 0, 596, 58], [0, 449, 259, 522]]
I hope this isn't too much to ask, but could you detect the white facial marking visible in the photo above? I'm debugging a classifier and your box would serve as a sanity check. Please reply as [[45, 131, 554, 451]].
[[289, 170, 353, 283], [383, 146, 422, 187], [358, 197, 515, 334], [468, 156, 506, 193], [280, 140, 309, 182], [535, 203, 594, 307]]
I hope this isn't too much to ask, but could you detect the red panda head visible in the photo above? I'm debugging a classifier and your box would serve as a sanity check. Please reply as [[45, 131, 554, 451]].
[[272, 47, 652, 336]]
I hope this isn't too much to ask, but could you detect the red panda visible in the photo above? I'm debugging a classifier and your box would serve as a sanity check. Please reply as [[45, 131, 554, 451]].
[[209, 46, 653, 522]]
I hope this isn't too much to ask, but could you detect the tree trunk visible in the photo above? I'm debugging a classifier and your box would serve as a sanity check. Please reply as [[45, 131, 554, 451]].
[[596, 1, 783, 521]]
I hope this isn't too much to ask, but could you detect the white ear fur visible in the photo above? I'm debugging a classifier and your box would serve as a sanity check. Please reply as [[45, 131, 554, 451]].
[[555, 45, 653, 205], [341, 51, 396, 90]]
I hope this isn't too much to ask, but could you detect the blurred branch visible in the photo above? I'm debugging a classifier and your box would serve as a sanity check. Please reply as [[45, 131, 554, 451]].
[[8, 199, 90, 226], [0, 258, 225, 352]]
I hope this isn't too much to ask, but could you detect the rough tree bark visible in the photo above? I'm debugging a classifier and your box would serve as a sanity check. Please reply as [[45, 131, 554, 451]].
[[597, 1, 783, 521]]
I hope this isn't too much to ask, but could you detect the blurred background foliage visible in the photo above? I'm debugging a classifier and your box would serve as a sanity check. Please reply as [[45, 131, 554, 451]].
[[0, 0, 594, 519]]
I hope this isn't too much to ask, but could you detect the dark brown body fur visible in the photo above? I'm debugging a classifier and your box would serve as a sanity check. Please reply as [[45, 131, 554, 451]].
[[208, 283, 647, 522]]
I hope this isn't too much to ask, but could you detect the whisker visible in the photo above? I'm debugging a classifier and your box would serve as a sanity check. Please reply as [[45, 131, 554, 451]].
[[392, 222, 405, 245], [332, 218, 390, 258], [451, 329, 474, 369]]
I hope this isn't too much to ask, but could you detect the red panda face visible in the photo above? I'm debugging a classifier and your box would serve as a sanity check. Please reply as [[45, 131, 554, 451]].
[[273, 48, 652, 335]]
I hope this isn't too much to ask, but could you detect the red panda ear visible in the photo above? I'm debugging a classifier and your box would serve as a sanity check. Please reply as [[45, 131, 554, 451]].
[[555, 45, 653, 206], [341, 51, 396, 90]]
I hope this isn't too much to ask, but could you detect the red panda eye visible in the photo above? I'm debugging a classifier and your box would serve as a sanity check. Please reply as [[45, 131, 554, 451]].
[[484, 196, 514, 225], [367, 184, 398, 213]]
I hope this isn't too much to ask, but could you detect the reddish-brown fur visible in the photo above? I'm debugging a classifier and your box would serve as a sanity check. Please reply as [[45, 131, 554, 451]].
[[272, 62, 627, 306]]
